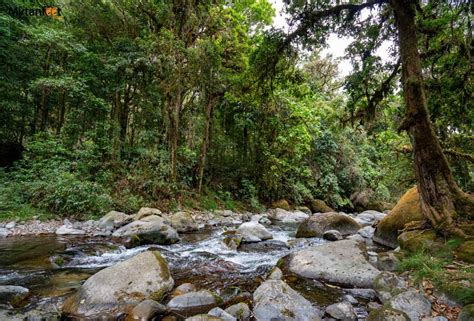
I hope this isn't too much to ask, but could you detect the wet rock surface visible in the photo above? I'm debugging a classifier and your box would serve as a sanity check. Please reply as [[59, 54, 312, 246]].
[[286, 239, 380, 288], [296, 212, 362, 238], [253, 280, 321, 321]]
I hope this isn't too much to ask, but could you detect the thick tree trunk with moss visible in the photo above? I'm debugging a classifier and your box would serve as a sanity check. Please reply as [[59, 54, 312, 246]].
[[391, 0, 474, 237]]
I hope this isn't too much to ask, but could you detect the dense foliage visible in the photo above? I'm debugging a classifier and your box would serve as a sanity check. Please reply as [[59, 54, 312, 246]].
[[0, 0, 471, 219]]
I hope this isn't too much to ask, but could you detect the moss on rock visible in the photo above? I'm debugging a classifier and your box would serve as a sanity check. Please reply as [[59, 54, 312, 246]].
[[459, 304, 474, 321], [272, 199, 290, 210], [455, 240, 474, 263], [373, 187, 423, 248], [367, 307, 410, 321], [309, 199, 333, 213], [397, 230, 438, 253]]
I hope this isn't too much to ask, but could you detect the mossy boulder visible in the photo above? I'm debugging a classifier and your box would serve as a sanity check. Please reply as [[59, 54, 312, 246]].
[[296, 212, 361, 238], [309, 199, 333, 213], [62, 251, 174, 318], [455, 240, 474, 263], [459, 304, 474, 321], [367, 307, 410, 321], [373, 187, 423, 248], [271, 199, 290, 211], [397, 230, 438, 253]]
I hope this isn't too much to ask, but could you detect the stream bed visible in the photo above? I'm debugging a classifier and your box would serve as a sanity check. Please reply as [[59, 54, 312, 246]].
[[0, 222, 374, 320]]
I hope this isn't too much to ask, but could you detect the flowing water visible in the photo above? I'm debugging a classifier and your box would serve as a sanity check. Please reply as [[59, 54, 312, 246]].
[[0, 222, 371, 319]]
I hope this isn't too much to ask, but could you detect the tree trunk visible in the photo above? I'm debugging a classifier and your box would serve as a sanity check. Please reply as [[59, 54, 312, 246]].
[[57, 90, 66, 135], [197, 94, 217, 193], [391, 0, 474, 237], [167, 92, 182, 182]]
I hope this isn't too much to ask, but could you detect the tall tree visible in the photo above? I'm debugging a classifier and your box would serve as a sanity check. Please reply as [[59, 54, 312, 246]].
[[269, 0, 473, 236]]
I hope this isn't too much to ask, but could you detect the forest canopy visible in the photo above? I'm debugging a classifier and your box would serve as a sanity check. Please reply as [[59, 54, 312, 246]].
[[0, 0, 472, 223]]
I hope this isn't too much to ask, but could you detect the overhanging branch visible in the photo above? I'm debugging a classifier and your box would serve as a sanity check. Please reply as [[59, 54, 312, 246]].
[[279, 0, 389, 52]]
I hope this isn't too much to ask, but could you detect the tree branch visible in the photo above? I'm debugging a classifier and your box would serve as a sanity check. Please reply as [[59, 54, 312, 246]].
[[279, 0, 389, 52]]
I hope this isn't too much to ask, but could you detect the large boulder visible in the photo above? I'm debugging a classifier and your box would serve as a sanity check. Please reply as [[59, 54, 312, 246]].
[[167, 211, 199, 232], [296, 212, 362, 238], [267, 208, 309, 223], [286, 239, 380, 288], [271, 199, 290, 211], [253, 280, 321, 321], [98, 210, 132, 229], [0, 285, 29, 306], [373, 187, 423, 248], [112, 216, 179, 246], [310, 199, 333, 213], [167, 290, 222, 316], [387, 290, 431, 321], [63, 251, 174, 318], [236, 222, 272, 243]]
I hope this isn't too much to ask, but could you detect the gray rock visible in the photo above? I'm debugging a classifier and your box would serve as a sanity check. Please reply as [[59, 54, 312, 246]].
[[167, 211, 198, 232], [421, 317, 448, 321], [268, 267, 283, 280], [388, 290, 431, 321], [98, 210, 132, 229], [112, 217, 179, 246], [367, 302, 382, 311], [62, 251, 173, 317], [238, 239, 288, 252], [268, 208, 309, 223], [253, 280, 321, 321], [6, 221, 16, 229], [358, 226, 375, 239], [325, 301, 356, 320], [131, 299, 167, 320], [296, 212, 362, 238], [55, 225, 86, 235], [208, 307, 237, 321], [185, 315, 224, 321], [342, 295, 358, 304], [135, 207, 162, 220], [345, 289, 376, 300], [0, 285, 29, 306], [323, 230, 343, 241], [225, 302, 251, 320], [377, 252, 400, 272], [287, 239, 380, 288], [0, 227, 9, 238], [167, 290, 221, 316], [236, 222, 272, 243], [374, 272, 407, 303], [355, 210, 385, 227]]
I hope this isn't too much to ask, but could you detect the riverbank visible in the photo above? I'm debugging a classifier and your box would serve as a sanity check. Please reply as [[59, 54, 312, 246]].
[[0, 207, 472, 320]]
